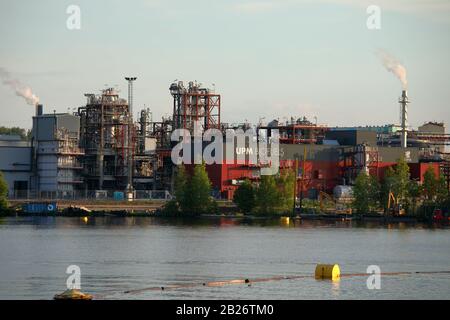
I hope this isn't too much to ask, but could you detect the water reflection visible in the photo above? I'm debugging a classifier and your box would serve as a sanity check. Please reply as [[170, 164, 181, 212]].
[[331, 279, 341, 298], [2, 215, 447, 230]]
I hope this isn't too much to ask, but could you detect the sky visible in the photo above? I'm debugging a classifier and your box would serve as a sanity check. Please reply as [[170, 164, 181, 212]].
[[0, 0, 449, 130]]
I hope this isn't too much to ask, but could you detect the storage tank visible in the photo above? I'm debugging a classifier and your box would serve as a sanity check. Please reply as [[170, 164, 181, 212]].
[[333, 185, 354, 199]]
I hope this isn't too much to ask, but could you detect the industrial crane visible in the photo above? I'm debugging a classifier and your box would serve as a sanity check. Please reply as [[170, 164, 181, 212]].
[[387, 192, 405, 216]]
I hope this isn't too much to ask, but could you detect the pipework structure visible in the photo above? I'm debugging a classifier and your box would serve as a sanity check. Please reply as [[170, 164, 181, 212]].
[[399, 90, 409, 148], [78, 88, 132, 192], [170, 81, 221, 133]]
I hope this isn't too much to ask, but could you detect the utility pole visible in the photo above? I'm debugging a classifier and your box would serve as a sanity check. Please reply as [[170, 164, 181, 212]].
[[125, 77, 137, 201]]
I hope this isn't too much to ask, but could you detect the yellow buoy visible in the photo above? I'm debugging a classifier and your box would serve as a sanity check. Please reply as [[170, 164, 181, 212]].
[[315, 264, 340, 281]]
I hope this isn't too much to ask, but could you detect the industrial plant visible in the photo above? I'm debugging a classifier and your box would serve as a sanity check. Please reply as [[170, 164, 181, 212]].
[[1, 79, 449, 203]]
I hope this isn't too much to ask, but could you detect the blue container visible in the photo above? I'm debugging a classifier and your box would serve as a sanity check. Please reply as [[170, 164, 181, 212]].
[[23, 202, 57, 214], [113, 191, 124, 201]]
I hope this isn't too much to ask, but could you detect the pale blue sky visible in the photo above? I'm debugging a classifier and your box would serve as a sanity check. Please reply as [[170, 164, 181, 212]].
[[0, 0, 449, 130]]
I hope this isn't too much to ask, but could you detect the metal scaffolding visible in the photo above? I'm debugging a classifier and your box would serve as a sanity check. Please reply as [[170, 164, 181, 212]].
[[170, 81, 221, 133], [78, 88, 133, 191]]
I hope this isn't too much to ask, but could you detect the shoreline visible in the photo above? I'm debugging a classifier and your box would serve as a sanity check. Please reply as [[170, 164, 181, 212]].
[[1, 200, 444, 224], [0, 209, 435, 224]]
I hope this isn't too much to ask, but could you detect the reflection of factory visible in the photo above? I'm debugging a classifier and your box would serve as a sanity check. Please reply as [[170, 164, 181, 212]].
[[1, 82, 449, 200]]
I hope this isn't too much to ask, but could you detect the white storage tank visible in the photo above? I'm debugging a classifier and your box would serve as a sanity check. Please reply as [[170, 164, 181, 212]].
[[333, 185, 354, 199]]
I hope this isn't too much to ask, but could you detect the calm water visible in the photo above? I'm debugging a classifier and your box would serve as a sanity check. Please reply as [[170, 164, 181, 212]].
[[0, 216, 449, 300]]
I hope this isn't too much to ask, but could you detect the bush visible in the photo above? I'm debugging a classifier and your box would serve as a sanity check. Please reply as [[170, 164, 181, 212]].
[[233, 180, 256, 214]]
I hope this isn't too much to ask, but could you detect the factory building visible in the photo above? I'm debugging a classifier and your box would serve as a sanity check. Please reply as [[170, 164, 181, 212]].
[[31, 105, 84, 198], [0, 135, 32, 198]]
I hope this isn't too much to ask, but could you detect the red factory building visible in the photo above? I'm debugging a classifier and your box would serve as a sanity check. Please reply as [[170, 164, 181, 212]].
[[203, 127, 444, 200]]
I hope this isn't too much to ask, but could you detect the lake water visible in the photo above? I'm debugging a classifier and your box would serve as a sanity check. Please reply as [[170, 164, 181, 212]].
[[0, 216, 449, 300]]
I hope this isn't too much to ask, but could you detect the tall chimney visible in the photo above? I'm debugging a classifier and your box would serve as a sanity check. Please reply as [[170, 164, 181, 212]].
[[125, 77, 137, 199], [36, 104, 43, 116], [399, 90, 409, 148]]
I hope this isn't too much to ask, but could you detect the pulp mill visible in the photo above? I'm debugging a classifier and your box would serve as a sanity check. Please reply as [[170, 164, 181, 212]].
[[0, 79, 449, 201]]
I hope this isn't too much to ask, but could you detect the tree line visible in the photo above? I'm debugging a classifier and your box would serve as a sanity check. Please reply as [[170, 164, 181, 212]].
[[0, 126, 31, 141], [164, 158, 449, 218], [164, 164, 297, 216], [233, 169, 296, 215], [352, 157, 449, 217]]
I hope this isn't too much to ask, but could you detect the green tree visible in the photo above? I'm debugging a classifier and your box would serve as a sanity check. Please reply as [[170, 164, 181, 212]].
[[0, 171, 8, 211], [393, 156, 410, 203], [255, 175, 281, 215], [188, 163, 213, 214], [0, 126, 30, 141], [164, 164, 217, 215], [277, 169, 296, 213], [233, 179, 256, 214], [381, 158, 410, 210], [381, 166, 396, 212], [422, 166, 437, 201], [352, 171, 380, 214], [408, 180, 421, 215], [436, 175, 448, 204]]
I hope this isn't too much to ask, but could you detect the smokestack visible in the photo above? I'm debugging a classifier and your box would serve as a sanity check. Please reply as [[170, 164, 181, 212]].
[[125, 76, 137, 199], [36, 104, 43, 116], [399, 90, 409, 148]]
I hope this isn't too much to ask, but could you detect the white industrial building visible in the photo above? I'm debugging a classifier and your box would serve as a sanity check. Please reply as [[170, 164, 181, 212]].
[[0, 135, 32, 198]]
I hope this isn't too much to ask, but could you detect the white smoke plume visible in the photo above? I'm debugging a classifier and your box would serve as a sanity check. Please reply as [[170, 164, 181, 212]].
[[376, 49, 408, 89], [0, 67, 40, 106]]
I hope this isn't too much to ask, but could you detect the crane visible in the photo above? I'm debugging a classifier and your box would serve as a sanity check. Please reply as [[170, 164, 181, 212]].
[[387, 192, 405, 216]]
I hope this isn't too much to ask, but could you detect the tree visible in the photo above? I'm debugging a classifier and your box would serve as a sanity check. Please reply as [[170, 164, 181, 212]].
[[188, 163, 214, 215], [352, 171, 380, 214], [233, 179, 256, 214], [381, 157, 410, 210], [0, 171, 8, 211], [381, 166, 396, 212], [422, 166, 437, 201], [422, 165, 448, 204], [436, 175, 448, 204], [164, 163, 217, 216], [255, 175, 281, 215], [393, 156, 410, 203], [277, 169, 296, 213], [408, 180, 421, 215]]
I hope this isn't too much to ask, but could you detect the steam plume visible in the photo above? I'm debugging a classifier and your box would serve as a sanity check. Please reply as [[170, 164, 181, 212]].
[[376, 50, 407, 89], [0, 67, 40, 106]]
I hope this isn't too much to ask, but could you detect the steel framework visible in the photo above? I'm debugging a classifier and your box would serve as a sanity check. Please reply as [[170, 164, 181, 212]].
[[170, 81, 221, 133]]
